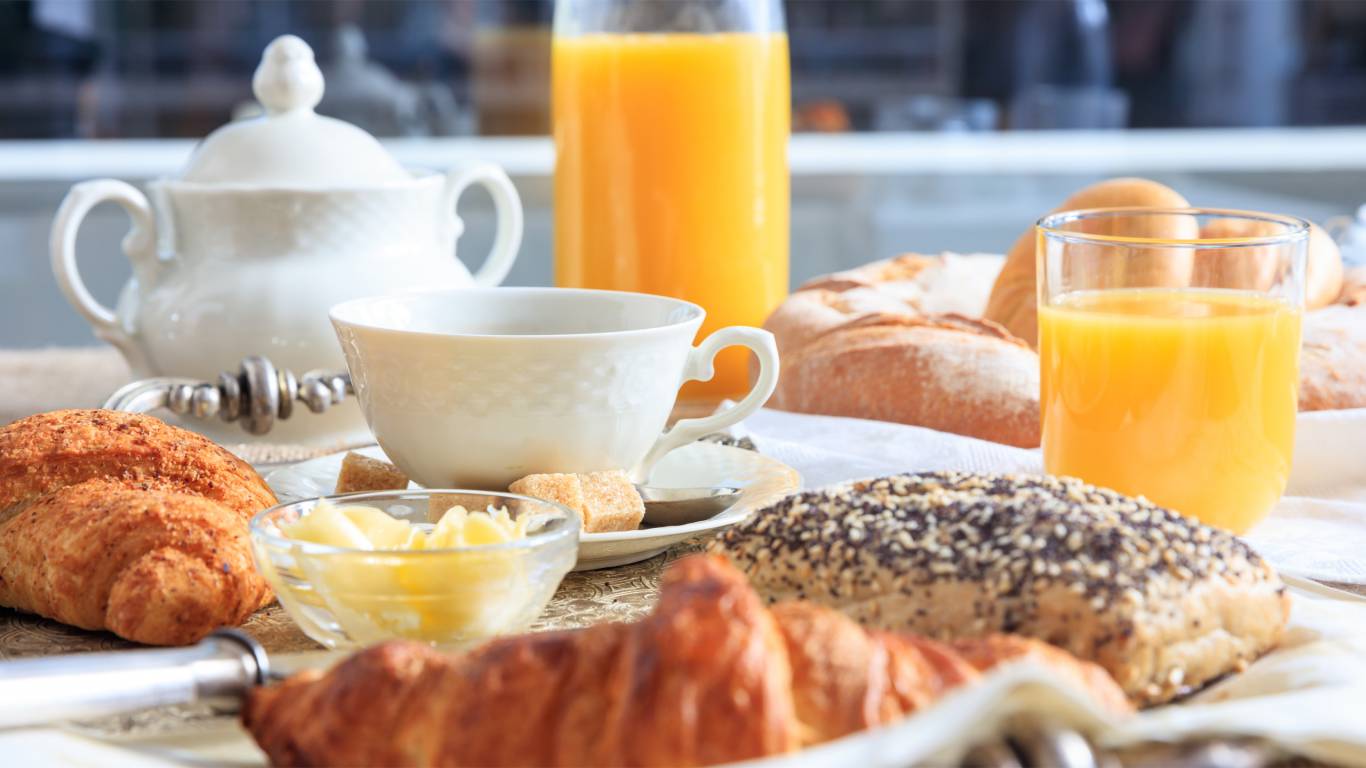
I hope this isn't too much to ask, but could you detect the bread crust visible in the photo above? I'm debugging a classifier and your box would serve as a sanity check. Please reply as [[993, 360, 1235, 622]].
[[0, 480, 272, 645], [1299, 304, 1366, 411], [0, 409, 276, 524], [769, 253, 1006, 360], [712, 472, 1289, 707], [776, 314, 1041, 447]]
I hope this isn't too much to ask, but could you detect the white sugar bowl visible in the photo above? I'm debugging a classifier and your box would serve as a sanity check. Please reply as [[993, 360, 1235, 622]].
[[50, 35, 523, 445]]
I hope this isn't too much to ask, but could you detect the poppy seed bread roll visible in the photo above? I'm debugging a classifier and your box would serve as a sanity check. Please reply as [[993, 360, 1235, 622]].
[[711, 472, 1289, 706]]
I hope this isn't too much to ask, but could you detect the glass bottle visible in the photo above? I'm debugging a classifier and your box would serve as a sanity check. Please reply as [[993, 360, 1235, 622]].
[[553, 0, 790, 399]]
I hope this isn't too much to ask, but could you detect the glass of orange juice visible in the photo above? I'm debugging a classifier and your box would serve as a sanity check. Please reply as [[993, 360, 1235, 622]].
[[1038, 208, 1308, 533], [552, 0, 790, 399]]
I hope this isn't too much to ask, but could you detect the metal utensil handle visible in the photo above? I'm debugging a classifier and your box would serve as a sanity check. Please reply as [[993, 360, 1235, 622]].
[[103, 356, 352, 436], [0, 629, 268, 730]]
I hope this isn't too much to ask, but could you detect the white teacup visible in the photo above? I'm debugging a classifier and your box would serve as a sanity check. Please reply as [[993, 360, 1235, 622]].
[[330, 288, 780, 489]]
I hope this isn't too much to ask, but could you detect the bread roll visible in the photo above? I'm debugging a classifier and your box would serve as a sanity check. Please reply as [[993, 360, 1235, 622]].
[[712, 472, 1290, 706], [1308, 224, 1347, 307], [1300, 304, 1366, 411], [984, 178, 1194, 346], [1194, 219, 1344, 309], [774, 314, 1041, 448], [1193, 217, 1285, 294]]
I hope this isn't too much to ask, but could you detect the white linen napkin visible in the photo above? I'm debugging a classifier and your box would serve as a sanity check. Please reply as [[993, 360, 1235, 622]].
[[734, 407, 1366, 585]]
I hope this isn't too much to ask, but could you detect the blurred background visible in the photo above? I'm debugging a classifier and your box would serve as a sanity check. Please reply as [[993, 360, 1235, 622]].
[[3, 0, 1366, 346]]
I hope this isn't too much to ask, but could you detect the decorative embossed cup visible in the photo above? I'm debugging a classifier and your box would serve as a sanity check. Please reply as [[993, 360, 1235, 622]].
[[330, 288, 779, 489]]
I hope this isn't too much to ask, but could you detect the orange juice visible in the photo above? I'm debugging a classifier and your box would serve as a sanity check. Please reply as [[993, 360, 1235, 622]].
[[1039, 288, 1300, 533], [553, 33, 790, 397]]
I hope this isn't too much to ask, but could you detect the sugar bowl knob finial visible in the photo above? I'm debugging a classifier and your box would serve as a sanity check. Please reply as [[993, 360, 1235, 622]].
[[252, 34, 324, 115]]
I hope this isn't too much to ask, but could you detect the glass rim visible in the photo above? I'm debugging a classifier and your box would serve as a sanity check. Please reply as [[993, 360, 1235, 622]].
[[1037, 207, 1311, 249], [250, 489, 580, 557]]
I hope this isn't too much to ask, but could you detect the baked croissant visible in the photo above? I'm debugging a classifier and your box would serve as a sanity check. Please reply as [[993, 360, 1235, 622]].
[[0, 409, 278, 645], [245, 555, 1129, 767], [0, 480, 272, 646], [0, 409, 276, 526]]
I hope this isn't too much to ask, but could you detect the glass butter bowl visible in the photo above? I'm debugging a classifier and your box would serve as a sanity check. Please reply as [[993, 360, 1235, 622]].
[[250, 490, 579, 649]]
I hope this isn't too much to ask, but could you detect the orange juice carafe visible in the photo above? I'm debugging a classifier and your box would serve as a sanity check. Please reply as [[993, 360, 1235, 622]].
[[552, 0, 790, 398]]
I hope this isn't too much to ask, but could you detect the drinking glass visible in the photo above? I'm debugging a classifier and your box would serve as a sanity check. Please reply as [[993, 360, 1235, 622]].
[[552, 0, 790, 398], [1037, 208, 1308, 533]]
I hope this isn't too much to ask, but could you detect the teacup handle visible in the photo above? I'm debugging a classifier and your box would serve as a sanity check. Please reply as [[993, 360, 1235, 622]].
[[50, 179, 156, 370], [633, 326, 780, 482], [443, 163, 523, 287]]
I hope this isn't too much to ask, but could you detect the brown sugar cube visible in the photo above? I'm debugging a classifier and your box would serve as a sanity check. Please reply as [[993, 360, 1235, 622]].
[[335, 452, 409, 494], [578, 471, 645, 531], [509, 470, 644, 533], [427, 493, 467, 522], [508, 473, 585, 524]]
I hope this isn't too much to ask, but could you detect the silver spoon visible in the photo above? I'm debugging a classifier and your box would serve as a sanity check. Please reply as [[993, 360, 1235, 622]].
[[635, 485, 741, 527]]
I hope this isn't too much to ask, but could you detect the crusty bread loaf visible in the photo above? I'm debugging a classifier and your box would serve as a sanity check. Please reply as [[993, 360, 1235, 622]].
[[711, 472, 1290, 707], [765, 252, 1004, 365], [984, 178, 1195, 347], [773, 314, 1041, 448], [798, 252, 1004, 316], [1300, 304, 1366, 411]]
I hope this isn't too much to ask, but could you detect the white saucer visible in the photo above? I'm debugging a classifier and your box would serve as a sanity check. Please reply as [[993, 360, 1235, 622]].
[[265, 442, 802, 571]]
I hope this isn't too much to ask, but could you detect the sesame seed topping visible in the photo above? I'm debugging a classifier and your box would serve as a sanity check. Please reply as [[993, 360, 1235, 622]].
[[712, 471, 1276, 619]]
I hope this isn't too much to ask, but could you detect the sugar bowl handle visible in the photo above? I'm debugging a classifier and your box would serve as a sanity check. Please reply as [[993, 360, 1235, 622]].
[[444, 163, 524, 287], [50, 179, 157, 372]]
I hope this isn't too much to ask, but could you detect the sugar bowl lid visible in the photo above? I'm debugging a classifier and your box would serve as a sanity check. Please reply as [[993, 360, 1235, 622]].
[[179, 35, 410, 187]]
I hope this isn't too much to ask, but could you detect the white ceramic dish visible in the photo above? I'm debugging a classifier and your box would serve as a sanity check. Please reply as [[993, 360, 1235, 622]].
[[50, 35, 522, 446], [265, 441, 801, 570]]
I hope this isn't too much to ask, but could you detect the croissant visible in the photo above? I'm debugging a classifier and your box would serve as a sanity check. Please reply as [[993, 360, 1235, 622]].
[[245, 555, 1129, 767], [0, 480, 272, 646], [0, 409, 276, 525]]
